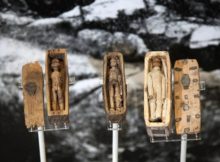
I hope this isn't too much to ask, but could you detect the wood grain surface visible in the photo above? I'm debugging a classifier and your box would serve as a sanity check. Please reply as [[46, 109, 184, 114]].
[[22, 62, 44, 128], [174, 59, 201, 135]]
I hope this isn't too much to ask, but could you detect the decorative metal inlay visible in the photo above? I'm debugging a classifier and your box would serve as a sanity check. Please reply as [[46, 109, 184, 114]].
[[175, 118, 181, 122], [182, 103, 189, 111], [175, 96, 180, 99], [181, 74, 190, 89], [193, 79, 198, 82], [174, 67, 182, 71], [25, 82, 37, 96], [194, 94, 200, 98], [182, 60, 188, 64], [187, 115, 191, 122], [174, 81, 179, 84], [190, 66, 197, 70], [195, 114, 201, 118], [184, 128, 190, 133]]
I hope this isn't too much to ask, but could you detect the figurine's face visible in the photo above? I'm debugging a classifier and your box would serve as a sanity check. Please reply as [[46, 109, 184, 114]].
[[51, 58, 60, 70], [110, 58, 117, 67], [152, 57, 161, 68]]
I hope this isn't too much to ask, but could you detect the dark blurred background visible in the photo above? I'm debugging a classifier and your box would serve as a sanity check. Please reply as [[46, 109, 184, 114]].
[[0, 0, 220, 162]]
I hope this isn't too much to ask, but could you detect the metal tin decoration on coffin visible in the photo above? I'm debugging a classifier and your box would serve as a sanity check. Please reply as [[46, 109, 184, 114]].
[[22, 62, 44, 129], [103, 52, 127, 123], [174, 59, 201, 135], [144, 51, 172, 137], [45, 49, 69, 125]]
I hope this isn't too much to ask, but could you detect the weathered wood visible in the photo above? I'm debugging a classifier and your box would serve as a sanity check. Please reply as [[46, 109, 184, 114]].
[[103, 52, 127, 123], [144, 51, 171, 137], [45, 49, 69, 125], [22, 62, 44, 129], [174, 59, 201, 135]]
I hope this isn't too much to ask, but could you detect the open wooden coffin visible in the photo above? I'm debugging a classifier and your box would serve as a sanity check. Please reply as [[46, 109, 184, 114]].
[[144, 51, 172, 137], [22, 62, 44, 129], [103, 52, 127, 123], [45, 49, 69, 125], [174, 59, 201, 135]]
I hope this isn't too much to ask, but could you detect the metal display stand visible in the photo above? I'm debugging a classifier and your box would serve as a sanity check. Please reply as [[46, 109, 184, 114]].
[[28, 116, 70, 132], [108, 122, 122, 162], [28, 76, 75, 132], [179, 81, 205, 162], [18, 76, 75, 162], [147, 81, 205, 162], [112, 123, 119, 162], [180, 134, 187, 162], [38, 127, 46, 162], [149, 131, 200, 143]]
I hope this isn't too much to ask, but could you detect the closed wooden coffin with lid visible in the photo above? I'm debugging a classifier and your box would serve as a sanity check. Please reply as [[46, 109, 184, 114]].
[[174, 59, 201, 135], [22, 62, 44, 129]]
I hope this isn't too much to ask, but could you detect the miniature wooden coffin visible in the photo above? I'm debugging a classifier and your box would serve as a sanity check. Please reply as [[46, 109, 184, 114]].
[[22, 62, 44, 129], [45, 49, 69, 125], [103, 52, 127, 123], [144, 51, 172, 137], [174, 59, 201, 135]]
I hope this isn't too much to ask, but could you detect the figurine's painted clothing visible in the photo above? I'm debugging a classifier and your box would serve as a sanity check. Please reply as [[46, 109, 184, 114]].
[[147, 66, 165, 121]]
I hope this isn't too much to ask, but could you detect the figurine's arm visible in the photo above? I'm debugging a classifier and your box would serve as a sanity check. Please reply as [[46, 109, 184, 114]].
[[51, 72, 54, 87], [109, 69, 113, 83], [58, 72, 63, 84], [118, 74, 123, 95], [51, 72, 53, 79], [147, 73, 153, 100]]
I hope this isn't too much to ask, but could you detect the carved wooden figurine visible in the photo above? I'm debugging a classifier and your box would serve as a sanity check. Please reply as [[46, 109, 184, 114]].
[[45, 49, 69, 125], [103, 52, 127, 123], [51, 58, 64, 111], [22, 62, 44, 129], [147, 57, 166, 122], [144, 51, 171, 137], [174, 59, 201, 135]]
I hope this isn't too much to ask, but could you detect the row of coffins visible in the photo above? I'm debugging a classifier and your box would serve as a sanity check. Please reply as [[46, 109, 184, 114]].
[[103, 51, 201, 138], [22, 49, 69, 129], [22, 49, 201, 138]]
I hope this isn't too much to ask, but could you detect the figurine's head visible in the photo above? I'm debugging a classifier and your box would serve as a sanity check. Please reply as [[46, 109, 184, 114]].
[[110, 57, 117, 67], [152, 57, 162, 68], [51, 58, 60, 70]]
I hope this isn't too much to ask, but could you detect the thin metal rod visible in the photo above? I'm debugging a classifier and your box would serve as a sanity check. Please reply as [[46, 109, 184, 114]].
[[38, 127, 46, 162], [180, 134, 187, 162], [112, 123, 119, 162]]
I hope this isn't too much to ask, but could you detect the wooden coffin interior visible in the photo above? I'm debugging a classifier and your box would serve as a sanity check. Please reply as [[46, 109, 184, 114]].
[[46, 49, 69, 117], [103, 52, 126, 123], [144, 51, 171, 130]]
